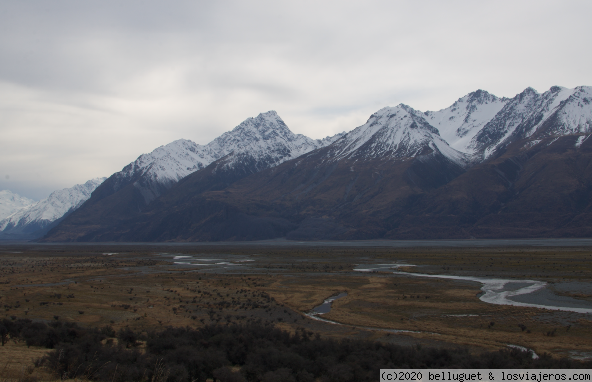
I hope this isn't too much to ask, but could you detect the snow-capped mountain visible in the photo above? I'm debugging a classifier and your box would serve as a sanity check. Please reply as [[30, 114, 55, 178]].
[[470, 86, 592, 159], [325, 104, 469, 167], [316, 86, 592, 166], [0, 177, 105, 238], [0, 190, 36, 221], [114, 138, 219, 205], [205, 110, 340, 172], [528, 86, 592, 138], [40, 85, 592, 243], [210, 111, 332, 162], [423, 90, 508, 156], [107, 111, 343, 204]]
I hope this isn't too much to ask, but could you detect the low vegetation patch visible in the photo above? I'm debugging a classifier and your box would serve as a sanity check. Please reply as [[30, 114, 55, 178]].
[[1, 318, 591, 382]]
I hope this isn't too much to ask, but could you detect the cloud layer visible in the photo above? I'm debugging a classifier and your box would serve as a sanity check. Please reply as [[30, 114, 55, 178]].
[[1, 0, 591, 199]]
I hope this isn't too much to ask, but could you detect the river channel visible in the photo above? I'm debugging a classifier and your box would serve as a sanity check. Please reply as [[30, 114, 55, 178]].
[[355, 264, 592, 314]]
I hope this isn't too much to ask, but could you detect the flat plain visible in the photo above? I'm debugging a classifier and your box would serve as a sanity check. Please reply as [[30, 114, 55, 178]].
[[1, 242, 591, 379]]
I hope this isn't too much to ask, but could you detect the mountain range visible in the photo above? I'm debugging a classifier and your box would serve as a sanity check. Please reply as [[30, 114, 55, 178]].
[[1, 111, 343, 240], [6, 85, 592, 242], [0, 178, 106, 240]]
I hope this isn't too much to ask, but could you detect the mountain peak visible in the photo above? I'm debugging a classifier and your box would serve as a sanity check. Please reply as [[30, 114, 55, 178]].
[[258, 110, 278, 117], [465, 89, 500, 104], [226, 110, 290, 137], [422, 90, 509, 156], [549, 85, 565, 93], [575, 85, 592, 92], [520, 87, 539, 97], [325, 104, 468, 166]]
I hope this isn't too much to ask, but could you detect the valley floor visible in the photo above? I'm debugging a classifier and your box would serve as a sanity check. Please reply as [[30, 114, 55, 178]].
[[1, 242, 591, 379]]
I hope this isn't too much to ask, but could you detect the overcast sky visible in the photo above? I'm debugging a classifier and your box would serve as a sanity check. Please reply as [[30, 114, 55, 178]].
[[1, 1, 591, 200]]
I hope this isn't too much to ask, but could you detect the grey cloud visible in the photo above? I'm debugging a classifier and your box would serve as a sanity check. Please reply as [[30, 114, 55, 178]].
[[1, 0, 591, 199]]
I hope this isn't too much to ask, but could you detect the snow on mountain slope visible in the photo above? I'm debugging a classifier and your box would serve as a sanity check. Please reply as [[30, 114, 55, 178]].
[[320, 86, 589, 166], [470, 87, 542, 159], [209, 111, 317, 160], [0, 177, 106, 235], [121, 139, 218, 187], [325, 104, 469, 167], [208, 111, 339, 172], [115, 111, 342, 204], [526, 86, 576, 136], [117, 139, 219, 204], [469, 86, 591, 159], [0, 190, 36, 221], [423, 90, 508, 155], [535, 86, 592, 138]]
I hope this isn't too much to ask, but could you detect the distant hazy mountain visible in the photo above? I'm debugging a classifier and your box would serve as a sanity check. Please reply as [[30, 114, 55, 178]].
[[0, 178, 105, 239], [42, 86, 592, 242], [0, 190, 36, 221]]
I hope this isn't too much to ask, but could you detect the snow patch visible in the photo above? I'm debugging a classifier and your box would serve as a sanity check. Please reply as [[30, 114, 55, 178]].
[[576, 135, 590, 148]]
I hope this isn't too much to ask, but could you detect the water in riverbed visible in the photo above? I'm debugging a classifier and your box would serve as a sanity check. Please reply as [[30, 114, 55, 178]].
[[353, 264, 592, 314]]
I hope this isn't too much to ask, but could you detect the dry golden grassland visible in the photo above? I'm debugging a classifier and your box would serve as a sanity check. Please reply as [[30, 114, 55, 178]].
[[0, 340, 53, 381], [0, 244, 591, 378]]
